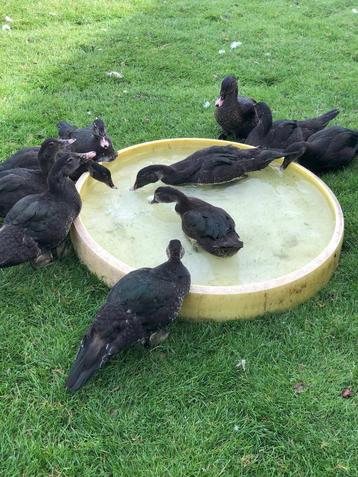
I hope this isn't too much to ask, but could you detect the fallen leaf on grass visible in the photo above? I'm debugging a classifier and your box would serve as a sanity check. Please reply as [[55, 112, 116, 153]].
[[236, 359, 246, 372], [230, 41, 242, 49], [294, 382, 305, 394], [218, 49, 225, 55], [5, 16, 13, 22], [341, 388, 353, 398], [1, 24, 11, 30], [106, 71, 124, 79], [352, 8, 358, 14], [203, 100, 210, 109], [240, 454, 257, 467]]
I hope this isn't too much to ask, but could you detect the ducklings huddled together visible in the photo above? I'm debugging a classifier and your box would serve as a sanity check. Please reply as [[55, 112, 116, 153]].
[[1, 75, 357, 391]]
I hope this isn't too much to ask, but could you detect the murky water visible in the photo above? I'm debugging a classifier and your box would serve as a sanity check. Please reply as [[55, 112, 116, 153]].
[[80, 146, 335, 286]]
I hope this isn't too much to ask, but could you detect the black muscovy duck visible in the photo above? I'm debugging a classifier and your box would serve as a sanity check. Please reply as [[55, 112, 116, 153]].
[[152, 186, 243, 257], [58, 117, 117, 163], [66, 239, 191, 392], [85, 161, 117, 189], [0, 152, 88, 268], [133, 145, 305, 189], [245, 102, 305, 149], [0, 138, 73, 217], [247, 102, 340, 148], [215, 76, 258, 140], [0, 138, 75, 172], [280, 126, 358, 174], [289, 108, 339, 141]]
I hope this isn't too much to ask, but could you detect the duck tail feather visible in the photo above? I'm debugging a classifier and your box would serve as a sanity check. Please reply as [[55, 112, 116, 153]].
[[57, 121, 75, 139], [66, 333, 112, 392], [315, 109, 340, 127]]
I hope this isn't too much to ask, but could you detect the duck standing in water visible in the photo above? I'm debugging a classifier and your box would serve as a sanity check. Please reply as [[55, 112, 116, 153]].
[[133, 145, 305, 189], [66, 240, 191, 392], [152, 186, 243, 257], [215, 76, 258, 140], [280, 126, 358, 174], [0, 152, 94, 268], [0, 138, 74, 217]]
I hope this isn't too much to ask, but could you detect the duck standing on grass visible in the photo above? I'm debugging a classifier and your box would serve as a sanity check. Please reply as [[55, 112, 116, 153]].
[[280, 126, 358, 174], [66, 240, 191, 392], [151, 186, 243, 257], [0, 138, 74, 217], [246, 102, 340, 149], [132, 145, 305, 189], [0, 151, 95, 269], [215, 76, 258, 141]]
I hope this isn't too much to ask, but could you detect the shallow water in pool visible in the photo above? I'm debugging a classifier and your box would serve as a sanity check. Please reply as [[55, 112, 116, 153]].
[[80, 148, 335, 286]]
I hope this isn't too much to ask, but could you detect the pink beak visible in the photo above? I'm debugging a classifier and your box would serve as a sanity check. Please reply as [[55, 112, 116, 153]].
[[215, 97, 224, 107]]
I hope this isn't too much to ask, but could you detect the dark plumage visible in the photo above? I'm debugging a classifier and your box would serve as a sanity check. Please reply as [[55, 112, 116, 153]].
[[0, 153, 85, 268], [0, 138, 73, 217], [57, 118, 117, 163], [66, 240, 191, 391], [0, 138, 75, 172], [152, 187, 243, 257], [280, 127, 358, 174], [133, 145, 305, 189], [245, 102, 304, 149], [215, 76, 258, 140], [85, 161, 117, 188], [293, 108, 339, 141]]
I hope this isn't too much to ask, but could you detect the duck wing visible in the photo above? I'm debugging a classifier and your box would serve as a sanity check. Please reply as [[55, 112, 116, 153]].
[[107, 268, 181, 328], [0, 147, 40, 171], [67, 304, 144, 392], [0, 224, 41, 268], [182, 208, 234, 241]]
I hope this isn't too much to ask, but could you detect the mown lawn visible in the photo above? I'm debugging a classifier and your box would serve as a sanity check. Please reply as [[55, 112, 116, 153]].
[[0, 1, 357, 475]]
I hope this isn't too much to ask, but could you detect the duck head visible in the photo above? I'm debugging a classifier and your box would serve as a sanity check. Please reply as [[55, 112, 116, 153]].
[[280, 143, 307, 170], [87, 161, 117, 189], [166, 239, 185, 261], [38, 137, 76, 174], [91, 118, 117, 162], [39, 137, 76, 158], [215, 76, 238, 108], [52, 152, 84, 177], [151, 186, 181, 204], [133, 165, 168, 190]]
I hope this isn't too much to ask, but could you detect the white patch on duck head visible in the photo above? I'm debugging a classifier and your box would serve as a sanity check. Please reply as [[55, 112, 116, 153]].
[[100, 137, 110, 149]]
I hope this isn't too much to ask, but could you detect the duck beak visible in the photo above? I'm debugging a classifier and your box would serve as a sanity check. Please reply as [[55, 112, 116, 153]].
[[109, 182, 117, 189], [76, 151, 97, 163], [58, 138, 76, 145], [215, 97, 224, 107], [150, 196, 159, 204]]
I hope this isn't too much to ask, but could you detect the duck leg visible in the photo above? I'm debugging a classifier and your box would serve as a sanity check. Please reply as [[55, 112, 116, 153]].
[[54, 238, 72, 259], [218, 132, 229, 140], [145, 329, 170, 348], [30, 250, 53, 269]]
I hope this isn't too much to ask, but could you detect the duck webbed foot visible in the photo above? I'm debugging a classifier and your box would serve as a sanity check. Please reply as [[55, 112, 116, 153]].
[[30, 250, 54, 269], [144, 329, 170, 348]]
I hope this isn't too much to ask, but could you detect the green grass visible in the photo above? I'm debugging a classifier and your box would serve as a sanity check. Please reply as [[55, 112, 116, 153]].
[[0, 0, 357, 475]]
